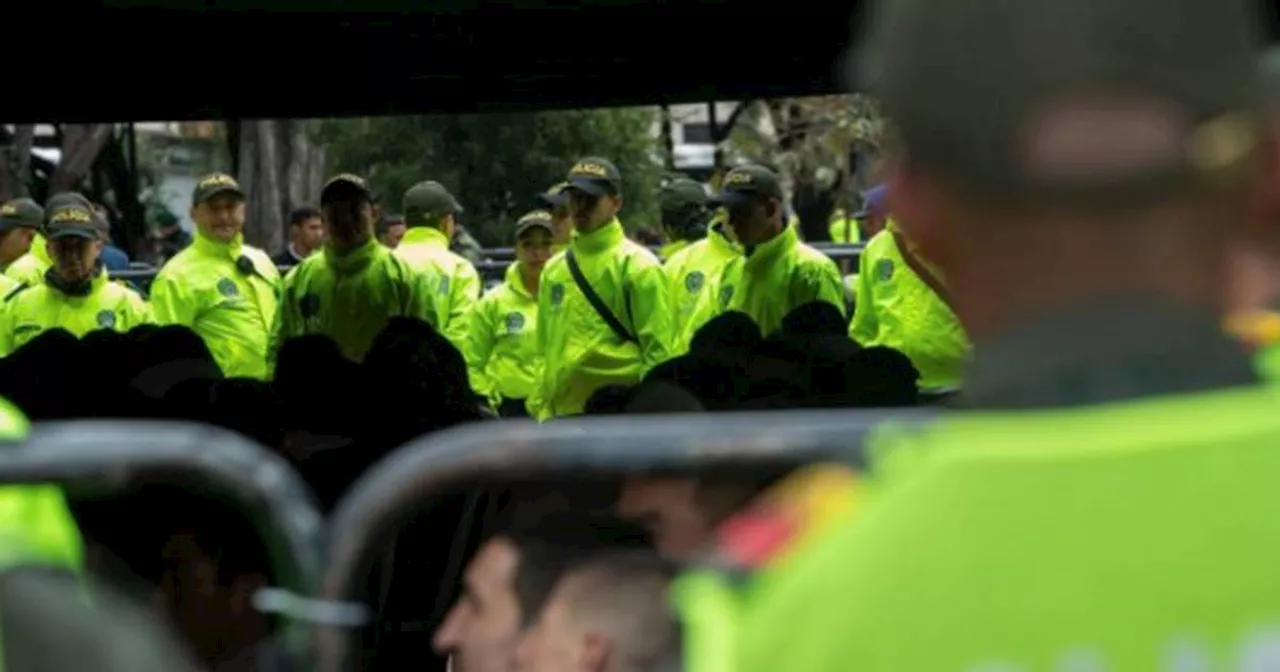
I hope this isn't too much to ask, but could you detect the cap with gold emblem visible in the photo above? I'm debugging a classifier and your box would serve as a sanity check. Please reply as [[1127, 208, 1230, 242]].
[[45, 199, 99, 240], [0, 198, 44, 232], [320, 173, 374, 205], [192, 172, 245, 205], [564, 157, 622, 197]]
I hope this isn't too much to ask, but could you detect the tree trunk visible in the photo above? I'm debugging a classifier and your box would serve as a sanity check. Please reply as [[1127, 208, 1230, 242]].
[[237, 119, 325, 254], [50, 124, 112, 192], [0, 125, 35, 201]]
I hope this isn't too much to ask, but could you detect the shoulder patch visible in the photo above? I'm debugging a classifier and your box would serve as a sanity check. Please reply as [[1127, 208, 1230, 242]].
[[95, 309, 117, 330], [706, 464, 861, 573], [684, 270, 705, 294], [875, 258, 895, 282]]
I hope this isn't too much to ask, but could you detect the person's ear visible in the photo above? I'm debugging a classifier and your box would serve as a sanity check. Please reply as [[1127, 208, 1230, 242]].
[[579, 631, 611, 672], [612, 195, 624, 213]]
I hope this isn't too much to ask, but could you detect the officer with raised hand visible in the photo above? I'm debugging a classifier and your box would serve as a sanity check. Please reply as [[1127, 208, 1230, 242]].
[[150, 173, 281, 379], [463, 210, 554, 416], [530, 157, 673, 419], [273, 173, 435, 363], [0, 194, 151, 355], [674, 0, 1280, 669], [394, 180, 481, 349]]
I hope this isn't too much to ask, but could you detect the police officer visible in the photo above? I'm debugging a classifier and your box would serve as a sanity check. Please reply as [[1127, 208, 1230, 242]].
[[462, 210, 553, 416], [661, 182, 739, 353], [3, 198, 51, 288], [694, 164, 845, 338], [0, 198, 42, 278], [535, 182, 574, 253], [674, 0, 1278, 668], [395, 181, 481, 349], [0, 194, 152, 356], [150, 173, 282, 379], [530, 157, 673, 419], [274, 173, 435, 363], [849, 184, 971, 391], [657, 178, 709, 262]]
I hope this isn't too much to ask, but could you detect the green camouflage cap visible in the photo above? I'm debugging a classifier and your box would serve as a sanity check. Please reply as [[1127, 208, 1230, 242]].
[[44, 198, 98, 241], [402, 181, 463, 225], [191, 172, 244, 205], [514, 209, 555, 238], [565, 157, 622, 197], [0, 198, 44, 231], [711, 165, 785, 207], [862, 0, 1264, 203], [661, 178, 709, 214]]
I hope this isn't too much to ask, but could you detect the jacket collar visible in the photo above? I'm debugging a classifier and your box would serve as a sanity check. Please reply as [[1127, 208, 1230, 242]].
[[192, 230, 245, 261], [572, 219, 625, 255], [743, 223, 798, 270], [401, 226, 450, 249], [323, 236, 381, 275]]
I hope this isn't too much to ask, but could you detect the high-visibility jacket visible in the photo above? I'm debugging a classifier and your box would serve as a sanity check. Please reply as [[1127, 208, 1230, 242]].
[[149, 232, 281, 379], [273, 237, 435, 364], [0, 269, 152, 356], [666, 226, 739, 353], [530, 219, 674, 419], [3, 234, 50, 288], [393, 226, 482, 350], [462, 263, 541, 405], [849, 224, 971, 390]]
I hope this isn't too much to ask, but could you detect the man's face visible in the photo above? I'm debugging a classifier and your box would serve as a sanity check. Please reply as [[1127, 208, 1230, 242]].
[[50, 235, 102, 283], [617, 477, 710, 561], [323, 199, 375, 238], [0, 227, 34, 266], [433, 538, 524, 672], [516, 228, 554, 275], [379, 223, 407, 248], [567, 189, 621, 231], [513, 572, 597, 672], [293, 217, 325, 253], [191, 195, 246, 243], [725, 196, 777, 247], [550, 206, 573, 245]]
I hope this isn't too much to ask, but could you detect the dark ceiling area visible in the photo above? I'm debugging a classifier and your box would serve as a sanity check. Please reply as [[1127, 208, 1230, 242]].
[[8, 0, 1278, 122], [8, 0, 865, 122]]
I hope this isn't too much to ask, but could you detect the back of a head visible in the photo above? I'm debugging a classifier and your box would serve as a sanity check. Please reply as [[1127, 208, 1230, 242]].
[[554, 550, 680, 672], [865, 0, 1263, 205], [495, 512, 651, 625], [689, 311, 762, 356]]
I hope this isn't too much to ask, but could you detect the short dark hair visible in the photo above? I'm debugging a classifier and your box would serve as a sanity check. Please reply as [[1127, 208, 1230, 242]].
[[492, 512, 651, 626], [288, 206, 322, 227]]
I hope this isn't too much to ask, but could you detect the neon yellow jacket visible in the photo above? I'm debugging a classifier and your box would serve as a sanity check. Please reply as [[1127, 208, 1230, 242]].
[[0, 270, 152, 356], [531, 219, 673, 419], [828, 213, 861, 243], [393, 227, 481, 350], [849, 224, 971, 390], [675, 384, 1280, 671], [149, 232, 281, 379], [4, 234, 51, 287], [462, 263, 541, 405], [0, 396, 83, 574], [665, 227, 739, 353], [273, 237, 435, 364], [659, 239, 691, 262], [712, 224, 845, 337]]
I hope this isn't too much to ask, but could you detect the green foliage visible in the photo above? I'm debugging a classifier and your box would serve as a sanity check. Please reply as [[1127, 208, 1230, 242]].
[[314, 108, 662, 247]]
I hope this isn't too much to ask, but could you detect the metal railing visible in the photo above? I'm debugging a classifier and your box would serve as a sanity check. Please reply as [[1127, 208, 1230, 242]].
[[314, 408, 936, 672], [0, 420, 326, 669]]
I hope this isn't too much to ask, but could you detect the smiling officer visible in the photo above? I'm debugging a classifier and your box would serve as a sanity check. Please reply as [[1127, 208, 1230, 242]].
[[0, 194, 151, 356], [149, 173, 282, 379]]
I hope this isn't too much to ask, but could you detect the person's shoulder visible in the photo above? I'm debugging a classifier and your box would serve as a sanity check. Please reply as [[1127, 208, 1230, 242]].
[[285, 252, 329, 284], [621, 239, 662, 267], [103, 279, 147, 304], [4, 281, 35, 304], [664, 239, 704, 270], [155, 245, 202, 277], [794, 242, 840, 272], [449, 249, 480, 275], [240, 244, 275, 266]]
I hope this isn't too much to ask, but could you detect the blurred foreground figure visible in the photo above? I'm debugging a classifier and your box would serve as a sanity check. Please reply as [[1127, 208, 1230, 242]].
[[674, 0, 1280, 669]]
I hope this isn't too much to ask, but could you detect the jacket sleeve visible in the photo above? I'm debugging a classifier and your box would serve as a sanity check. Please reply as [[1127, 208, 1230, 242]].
[[445, 264, 482, 348], [849, 246, 878, 345], [268, 269, 301, 375], [526, 279, 552, 420], [0, 301, 15, 358], [797, 259, 847, 317], [462, 295, 497, 401], [124, 291, 155, 328], [627, 256, 674, 372], [148, 271, 198, 326]]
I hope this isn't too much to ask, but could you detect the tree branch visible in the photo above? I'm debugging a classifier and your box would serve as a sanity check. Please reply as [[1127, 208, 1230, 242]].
[[712, 100, 755, 144]]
